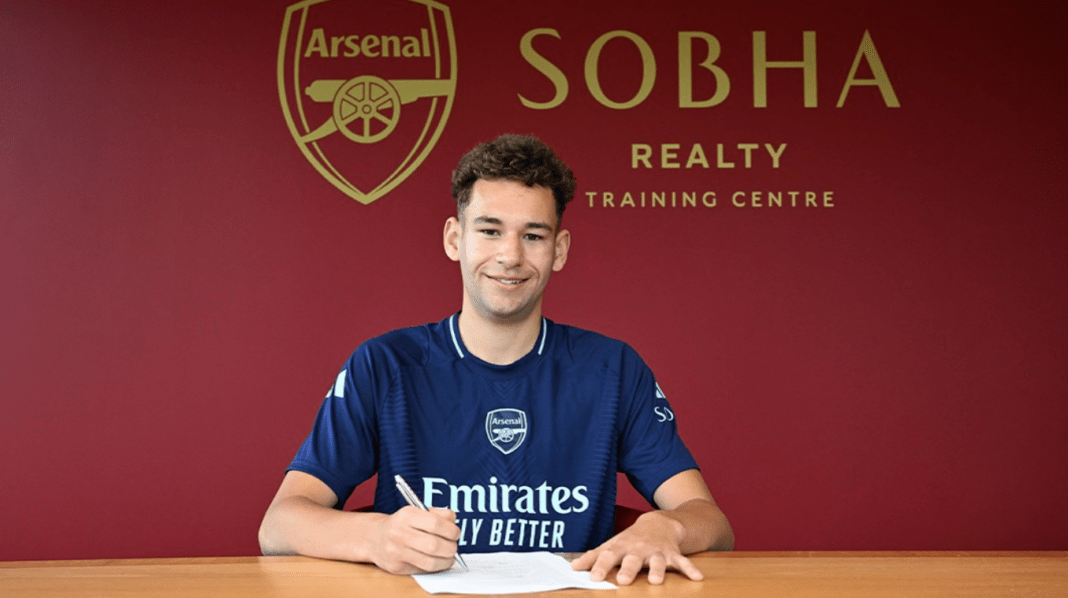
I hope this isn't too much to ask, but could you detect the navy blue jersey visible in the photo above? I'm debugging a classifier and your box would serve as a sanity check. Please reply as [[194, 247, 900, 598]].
[[288, 314, 697, 552]]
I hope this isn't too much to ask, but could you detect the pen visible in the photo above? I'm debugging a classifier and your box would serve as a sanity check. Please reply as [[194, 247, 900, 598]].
[[394, 474, 468, 570]]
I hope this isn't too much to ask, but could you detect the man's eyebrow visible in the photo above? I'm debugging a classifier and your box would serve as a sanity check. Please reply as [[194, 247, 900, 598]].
[[471, 216, 554, 232]]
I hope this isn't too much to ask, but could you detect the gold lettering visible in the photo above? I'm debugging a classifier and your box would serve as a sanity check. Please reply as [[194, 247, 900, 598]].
[[686, 144, 709, 168], [631, 142, 785, 169], [343, 35, 360, 57], [738, 143, 759, 168], [678, 32, 730, 108], [520, 29, 569, 109], [661, 143, 681, 169], [304, 28, 329, 58], [401, 35, 421, 57], [379, 35, 401, 57], [716, 143, 734, 168], [303, 29, 430, 60], [631, 144, 653, 168], [753, 31, 817, 107], [837, 30, 900, 107], [585, 31, 656, 109], [361, 35, 380, 57], [765, 143, 787, 168], [728, 191, 835, 207], [585, 191, 728, 208]]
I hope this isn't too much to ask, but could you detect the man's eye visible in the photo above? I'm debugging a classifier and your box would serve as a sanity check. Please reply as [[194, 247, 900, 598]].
[[479, 229, 500, 236], [524, 234, 544, 241]]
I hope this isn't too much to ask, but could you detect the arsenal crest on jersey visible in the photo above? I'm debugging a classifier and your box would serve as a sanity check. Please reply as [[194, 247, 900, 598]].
[[278, 0, 456, 204], [485, 408, 528, 455]]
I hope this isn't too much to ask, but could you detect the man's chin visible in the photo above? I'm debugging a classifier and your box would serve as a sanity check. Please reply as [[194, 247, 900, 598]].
[[481, 301, 538, 324], [486, 308, 533, 323], [463, 290, 542, 324]]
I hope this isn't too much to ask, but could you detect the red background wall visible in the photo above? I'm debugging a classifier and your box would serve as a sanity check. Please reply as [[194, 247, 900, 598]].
[[1, 0, 1065, 560]]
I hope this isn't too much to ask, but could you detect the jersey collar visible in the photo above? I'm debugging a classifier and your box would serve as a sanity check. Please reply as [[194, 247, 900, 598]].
[[447, 313, 548, 360]]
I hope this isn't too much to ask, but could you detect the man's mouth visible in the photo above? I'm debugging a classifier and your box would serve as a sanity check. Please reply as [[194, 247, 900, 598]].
[[492, 277, 525, 285]]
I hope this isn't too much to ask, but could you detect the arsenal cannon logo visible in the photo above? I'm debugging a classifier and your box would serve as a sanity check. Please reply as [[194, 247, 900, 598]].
[[485, 408, 528, 455], [278, 0, 456, 204]]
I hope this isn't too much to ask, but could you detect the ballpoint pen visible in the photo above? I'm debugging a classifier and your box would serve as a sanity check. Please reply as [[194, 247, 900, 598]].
[[395, 474, 469, 570]]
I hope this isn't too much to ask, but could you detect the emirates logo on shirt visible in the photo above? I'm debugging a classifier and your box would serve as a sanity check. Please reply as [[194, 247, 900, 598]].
[[485, 409, 527, 455]]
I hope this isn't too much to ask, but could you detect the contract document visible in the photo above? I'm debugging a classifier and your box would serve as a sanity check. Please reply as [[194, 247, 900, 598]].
[[412, 552, 617, 594]]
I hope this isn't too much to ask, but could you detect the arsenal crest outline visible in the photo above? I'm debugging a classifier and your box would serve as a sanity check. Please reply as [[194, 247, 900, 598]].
[[278, 0, 457, 204], [485, 408, 528, 455]]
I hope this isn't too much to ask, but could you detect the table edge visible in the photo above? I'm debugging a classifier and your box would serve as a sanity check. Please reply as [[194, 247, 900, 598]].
[[3, 551, 1066, 569]]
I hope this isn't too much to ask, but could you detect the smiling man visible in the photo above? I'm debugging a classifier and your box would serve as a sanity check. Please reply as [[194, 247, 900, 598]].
[[259, 134, 733, 585], [443, 176, 570, 364]]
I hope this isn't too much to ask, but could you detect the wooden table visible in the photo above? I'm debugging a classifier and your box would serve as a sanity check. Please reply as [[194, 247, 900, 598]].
[[2, 552, 1065, 597]]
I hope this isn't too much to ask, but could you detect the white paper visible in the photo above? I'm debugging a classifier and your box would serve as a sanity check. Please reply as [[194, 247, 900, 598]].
[[412, 552, 617, 594]]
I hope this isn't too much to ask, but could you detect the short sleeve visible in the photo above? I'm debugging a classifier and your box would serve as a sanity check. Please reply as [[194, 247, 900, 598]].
[[616, 345, 699, 505], [286, 345, 382, 506]]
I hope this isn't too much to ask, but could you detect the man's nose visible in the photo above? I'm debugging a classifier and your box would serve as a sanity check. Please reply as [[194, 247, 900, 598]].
[[496, 234, 522, 266]]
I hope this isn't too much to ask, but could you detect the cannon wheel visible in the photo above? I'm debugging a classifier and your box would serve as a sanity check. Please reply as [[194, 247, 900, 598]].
[[332, 75, 401, 144]]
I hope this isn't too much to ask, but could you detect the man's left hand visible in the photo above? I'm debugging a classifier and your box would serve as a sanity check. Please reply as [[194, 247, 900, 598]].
[[569, 510, 703, 585]]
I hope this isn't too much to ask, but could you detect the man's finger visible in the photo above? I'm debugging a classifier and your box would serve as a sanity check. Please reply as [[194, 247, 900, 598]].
[[570, 549, 598, 571], [614, 553, 645, 586], [398, 545, 456, 574], [429, 507, 456, 522], [589, 549, 623, 582], [408, 508, 460, 541], [407, 528, 457, 559], [669, 553, 704, 581], [646, 553, 668, 585]]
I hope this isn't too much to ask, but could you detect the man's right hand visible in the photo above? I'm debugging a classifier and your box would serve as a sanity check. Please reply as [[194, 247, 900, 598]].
[[259, 471, 462, 574], [370, 506, 461, 574]]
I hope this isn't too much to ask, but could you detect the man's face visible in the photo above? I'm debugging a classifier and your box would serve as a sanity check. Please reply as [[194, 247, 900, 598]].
[[444, 178, 570, 324]]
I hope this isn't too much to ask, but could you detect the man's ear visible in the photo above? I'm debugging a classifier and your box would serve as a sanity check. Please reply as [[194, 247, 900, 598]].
[[552, 229, 571, 272], [443, 217, 461, 262]]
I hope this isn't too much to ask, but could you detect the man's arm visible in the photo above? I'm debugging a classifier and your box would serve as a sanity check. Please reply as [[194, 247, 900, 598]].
[[570, 469, 733, 585], [258, 470, 461, 574]]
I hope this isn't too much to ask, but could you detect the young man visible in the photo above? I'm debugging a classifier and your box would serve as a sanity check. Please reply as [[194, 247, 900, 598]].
[[259, 134, 733, 585]]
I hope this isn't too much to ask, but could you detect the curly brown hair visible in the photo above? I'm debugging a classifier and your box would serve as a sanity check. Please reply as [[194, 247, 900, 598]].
[[451, 134, 576, 223]]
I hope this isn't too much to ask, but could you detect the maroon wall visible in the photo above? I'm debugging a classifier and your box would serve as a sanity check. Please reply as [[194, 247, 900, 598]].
[[1, 0, 1065, 560]]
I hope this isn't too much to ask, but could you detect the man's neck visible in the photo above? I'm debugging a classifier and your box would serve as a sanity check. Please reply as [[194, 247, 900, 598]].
[[457, 309, 542, 366]]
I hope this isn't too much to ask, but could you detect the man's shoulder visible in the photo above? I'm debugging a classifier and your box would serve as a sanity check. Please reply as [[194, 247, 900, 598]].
[[552, 320, 618, 345], [353, 317, 451, 366], [549, 320, 641, 363]]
